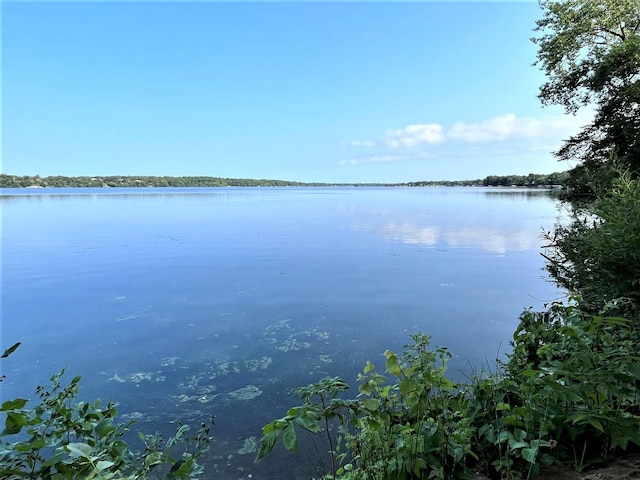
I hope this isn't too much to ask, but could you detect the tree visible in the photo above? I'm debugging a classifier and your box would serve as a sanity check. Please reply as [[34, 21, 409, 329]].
[[534, 0, 640, 199]]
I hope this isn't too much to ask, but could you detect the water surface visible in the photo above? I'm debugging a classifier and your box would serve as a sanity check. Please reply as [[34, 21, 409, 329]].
[[1, 187, 563, 479]]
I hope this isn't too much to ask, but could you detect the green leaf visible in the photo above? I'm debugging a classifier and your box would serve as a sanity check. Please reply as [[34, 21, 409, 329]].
[[256, 431, 278, 461], [627, 363, 640, 379], [1, 342, 21, 358], [294, 415, 321, 434], [282, 424, 298, 452], [95, 460, 115, 471], [586, 416, 605, 432], [31, 436, 46, 450], [600, 316, 630, 327], [365, 417, 381, 430], [440, 377, 454, 390], [399, 378, 416, 396], [261, 422, 276, 435], [143, 451, 163, 467], [529, 439, 552, 449], [169, 457, 194, 477], [359, 381, 374, 396], [508, 441, 529, 450], [521, 446, 538, 463], [384, 351, 402, 376], [14, 442, 33, 453], [361, 398, 379, 412], [66, 442, 93, 459], [42, 452, 66, 467], [478, 424, 496, 443], [2, 411, 28, 435], [497, 430, 511, 444], [1, 399, 28, 411]]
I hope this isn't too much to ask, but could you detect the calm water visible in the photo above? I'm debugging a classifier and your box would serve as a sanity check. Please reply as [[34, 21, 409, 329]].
[[2, 187, 563, 478]]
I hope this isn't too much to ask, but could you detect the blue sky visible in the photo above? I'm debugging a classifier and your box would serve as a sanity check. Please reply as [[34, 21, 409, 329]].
[[2, 1, 593, 183]]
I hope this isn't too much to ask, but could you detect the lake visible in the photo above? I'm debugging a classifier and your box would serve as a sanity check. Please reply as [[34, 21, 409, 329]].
[[1, 186, 563, 479]]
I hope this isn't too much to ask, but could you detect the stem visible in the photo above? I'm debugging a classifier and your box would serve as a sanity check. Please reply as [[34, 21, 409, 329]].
[[321, 395, 337, 479]]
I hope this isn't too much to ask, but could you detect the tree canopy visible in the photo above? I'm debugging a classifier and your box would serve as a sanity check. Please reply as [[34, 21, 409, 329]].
[[534, 0, 640, 199], [535, 0, 640, 112]]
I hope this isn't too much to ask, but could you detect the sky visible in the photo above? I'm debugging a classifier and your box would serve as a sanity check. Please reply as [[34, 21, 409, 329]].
[[2, 0, 594, 183]]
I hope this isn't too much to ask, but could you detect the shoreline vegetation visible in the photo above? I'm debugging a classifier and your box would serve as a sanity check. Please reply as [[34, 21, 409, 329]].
[[0, 172, 570, 189]]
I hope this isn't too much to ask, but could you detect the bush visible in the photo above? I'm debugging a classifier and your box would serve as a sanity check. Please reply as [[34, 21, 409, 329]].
[[506, 302, 640, 468], [257, 301, 640, 479], [543, 170, 640, 320], [0, 346, 213, 480]]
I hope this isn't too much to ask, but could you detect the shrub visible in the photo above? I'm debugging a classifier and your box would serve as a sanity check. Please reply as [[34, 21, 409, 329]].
[[543, 170, 640, 321], [0, 345, 213, 480], [258, 302, 640, 479]]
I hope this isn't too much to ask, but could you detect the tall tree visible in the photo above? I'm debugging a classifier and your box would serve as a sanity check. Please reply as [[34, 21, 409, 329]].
[[534, 0, 640, 199]]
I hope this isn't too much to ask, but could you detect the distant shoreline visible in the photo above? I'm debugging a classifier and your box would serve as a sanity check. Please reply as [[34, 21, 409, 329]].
[[0, 172, 569, 189]]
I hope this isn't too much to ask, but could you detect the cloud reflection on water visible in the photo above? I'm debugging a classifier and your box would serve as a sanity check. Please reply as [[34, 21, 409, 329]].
[[347, 189, 559, 254], [378, 222, 543, 254]]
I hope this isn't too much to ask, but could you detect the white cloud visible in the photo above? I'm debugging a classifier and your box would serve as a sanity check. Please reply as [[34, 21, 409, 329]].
[[449, 114, 518, 142], [338, 154, 404, 166], [348, 110, 593, 154], [448, 113, 591, 143], [340, 111, 595, 168], [382, 123, 445, 148], [350, 140, 376, 147]]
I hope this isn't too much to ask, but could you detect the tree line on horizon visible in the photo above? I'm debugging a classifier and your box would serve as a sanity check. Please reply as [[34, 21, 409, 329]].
[[0, 171, 569, 189]]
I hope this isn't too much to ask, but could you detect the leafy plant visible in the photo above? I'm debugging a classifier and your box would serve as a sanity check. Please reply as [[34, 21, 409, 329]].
[[258, 334, 478, 480], [0, 358, 213, 479], [257, 376, 359, 479], [508, 301, 640, 466], [543, 170, 640, 320], [259, 301, 640, 480], [346, 335, 476, 480]]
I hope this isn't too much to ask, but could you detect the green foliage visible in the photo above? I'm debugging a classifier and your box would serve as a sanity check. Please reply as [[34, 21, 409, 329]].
[[534, 0, 640, 113], [259, 335, 477, 480], [542, 170, 640, 318], [482, 172, 569, 187], [0, 173, 571, 190], [0, 174, 308, 189], [534, 0, 640, 199], [345, 335, 475, 480], [257, 377, 358, 479], [507, 301, 640, 466], [469, 300, 640, 477], [0, 369, 214, 479], [258, 304, 640, 479], [0, 174, 401, 189]]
